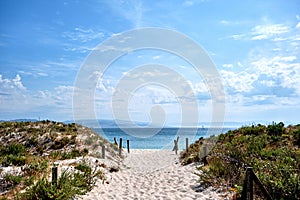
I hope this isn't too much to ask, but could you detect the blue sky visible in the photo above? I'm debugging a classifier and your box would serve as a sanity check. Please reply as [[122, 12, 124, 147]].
[[0, 0, 299, 126]]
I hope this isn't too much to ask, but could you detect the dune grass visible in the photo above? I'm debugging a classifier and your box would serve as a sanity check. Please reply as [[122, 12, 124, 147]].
[[0, 121, 117, 199], [181, 122, 300, 200]]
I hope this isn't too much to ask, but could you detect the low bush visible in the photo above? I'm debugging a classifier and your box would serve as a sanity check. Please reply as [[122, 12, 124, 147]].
[[21, 163, 105, 200], [51, 137, 71, 150], [183, 122, 300, 200], [4, 174, 23, 187], [21, 171, 84, 200], [1, 143, 27, 156]]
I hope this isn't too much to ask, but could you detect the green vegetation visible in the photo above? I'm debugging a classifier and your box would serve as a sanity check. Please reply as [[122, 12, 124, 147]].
[[4, 174, 23, 188], [20, 162, 104, 200], [0, 143, 27, 166], [180, 137, 204, 165], [0, 121, 115, 199], [181, 122, 300, 200]]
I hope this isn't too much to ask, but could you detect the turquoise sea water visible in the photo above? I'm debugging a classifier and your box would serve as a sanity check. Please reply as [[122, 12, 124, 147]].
[[93, 127, 232, 149]]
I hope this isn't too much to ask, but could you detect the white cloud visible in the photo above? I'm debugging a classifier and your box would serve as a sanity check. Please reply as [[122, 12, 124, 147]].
[[221, 70, 258, 93], [229, 23, 293, 41], [152, 55, 161, 60], [13, 74, 26, 90], [0, 73, 75, 120], [220, 20, 229, 25], [296, 22, 300, 29], [260, 80, 275, 87], [250, 24, 289, 40], [251, 34, 268, 40], [63, 27, 104, 43], [183, 0, 209, 7], [251, 55, 300, 95], [0, 74, 26, 91], [18, 70, 32, 76], [0, 74, 29, 115], [187, 80, 208, 94], [37, 72, 48, 77], [222, 64, 233, 68], [230, 34, 245, 40], [183, 1, 194, 7]]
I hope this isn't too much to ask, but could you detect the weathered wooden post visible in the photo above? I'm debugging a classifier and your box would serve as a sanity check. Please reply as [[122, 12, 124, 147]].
[[174, 140, 178, 155], [52, 163, 58, 186], [173, 136, 179, 155], [102, 145, 105, 159], [119, 138, 122, 156], [127, 140, 130, 153], [114, 137, 118, 146], [248, 168, 253, 200], [186, 138, 189, 153], [241, 167, 254, 200]]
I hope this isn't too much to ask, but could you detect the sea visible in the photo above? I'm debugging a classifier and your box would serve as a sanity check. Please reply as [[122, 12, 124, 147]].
[[93, 127, 233, 150]]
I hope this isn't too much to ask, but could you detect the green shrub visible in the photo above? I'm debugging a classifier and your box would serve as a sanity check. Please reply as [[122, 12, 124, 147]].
[[51, 137, 71, 150], [21, 171, 84, 200], [25, 137, 38, 148], [74, 161, 105, 190], [240, 124, 266, 136], [267, 122, 285, 137], [60, 149, 86, 160], [4, 174, 23, 188], [0, 143, 27, 166], [61, 149, 79, 160], [180, 137, 203, 165], [23, 158, 49, 176], [1, 154, 26, 166], [1, 143, 27, 156], [293, 128, 300, 146], [21, 164, 104, 200], [23, 176, 35, 187], [75, 162, 92, 174], [49, 151, 62, 159], [183, 123, 300, 200]]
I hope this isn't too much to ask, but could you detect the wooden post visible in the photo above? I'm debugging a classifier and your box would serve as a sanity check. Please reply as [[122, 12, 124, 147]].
[[114, 137, 118, 146], [127, 140, 130, 153], [248, 168, 253, 200], [241, 167, 273, 200], [102, 145, 105, 159], [242, 167, 254, 200], [119, 138, 122, 156], [173, 137, 179, 155], [52, 165, 58, 185], [186, 138, 189, 153]]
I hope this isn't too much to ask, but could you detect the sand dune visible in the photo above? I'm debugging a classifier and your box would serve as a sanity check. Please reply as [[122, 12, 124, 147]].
[[80, 149, 232, 200]]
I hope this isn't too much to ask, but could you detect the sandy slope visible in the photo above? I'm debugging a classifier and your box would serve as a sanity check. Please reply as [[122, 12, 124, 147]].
[[79, 149, 232, 200]]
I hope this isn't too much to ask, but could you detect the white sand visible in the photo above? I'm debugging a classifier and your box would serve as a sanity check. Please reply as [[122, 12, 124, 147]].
[[80, 149, 232, 200]]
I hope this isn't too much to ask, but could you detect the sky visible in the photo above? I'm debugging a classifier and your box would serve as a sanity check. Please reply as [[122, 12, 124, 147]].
[[0, 0, 300, 126]]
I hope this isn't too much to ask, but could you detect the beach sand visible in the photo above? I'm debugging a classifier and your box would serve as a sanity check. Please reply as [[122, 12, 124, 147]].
[[80, 149, 231, 200]]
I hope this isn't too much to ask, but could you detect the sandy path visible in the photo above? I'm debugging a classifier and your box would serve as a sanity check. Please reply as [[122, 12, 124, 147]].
[[80, 150, 228, 200]]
